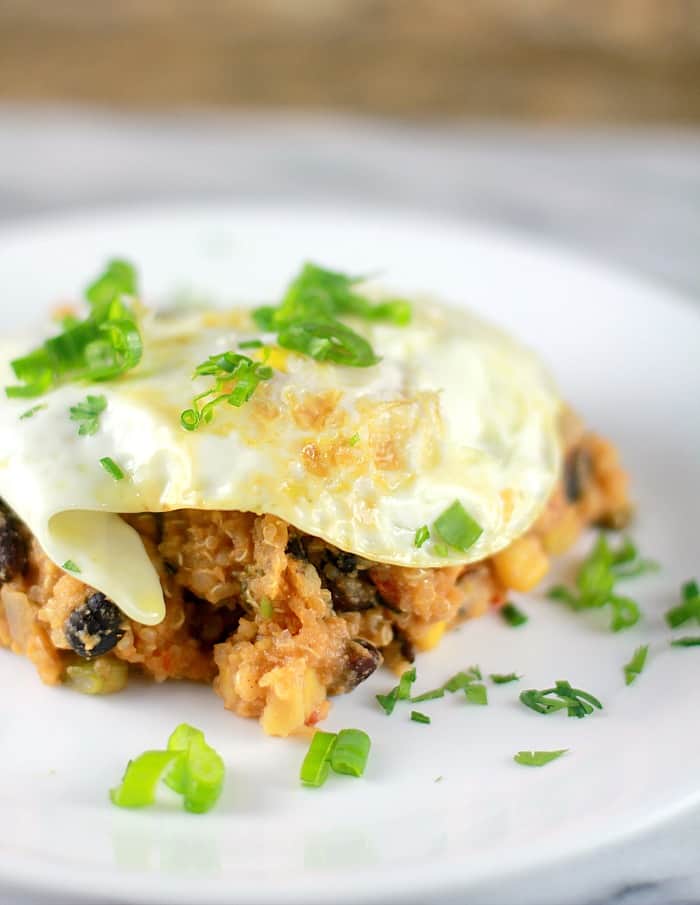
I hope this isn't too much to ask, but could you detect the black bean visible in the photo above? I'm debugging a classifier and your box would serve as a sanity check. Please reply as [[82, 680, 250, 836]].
[[326, 572, 381, 612], [394, 628, 416, 664], [329, 638, 383, 694], [564, 448, 592, 503], [0, 501, 28, 583], [64, 592, 125, 659], [285, 535, 308, 562], [328, 551, 358, 574]]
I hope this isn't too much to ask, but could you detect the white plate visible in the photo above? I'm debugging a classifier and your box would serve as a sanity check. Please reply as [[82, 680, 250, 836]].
[[0, 204, 698, 905]]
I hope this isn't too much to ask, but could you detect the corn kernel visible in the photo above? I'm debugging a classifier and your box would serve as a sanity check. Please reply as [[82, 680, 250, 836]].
[[414, 621, 447, 652], [492, 535, 550, 592], [541, 507, 582, 555]]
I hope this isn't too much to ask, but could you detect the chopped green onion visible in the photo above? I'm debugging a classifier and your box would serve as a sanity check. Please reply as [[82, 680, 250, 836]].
[[100, 456, 125, 481], [464, 684, 488, 706], [433, 500, 483, 553], [300, 731, 337, 787], [19, 403, 46, 420], [62, 560, 81, 574], [348, 432, 360, 447], [376, 687, 400, 716], [414, 525, 430, 548], [514, 749, 568, 767], [377, 667, 416, 715], [397, 667, 416, 700], [670, 636, 700, 647], [490, 673, 521, 684], [623, 644, 648, 685], [7, 259, 142, 399], [238, 339, 264, 350], [665, 579, 700, 628], [330, 729, 371, 777], [443, 667, 481, 692], [411, 710, 431, 724], [501, 603, 528, 627], [110, 750, 183, 808], [110, 723, 224, 813], [549, 534, 654, 632], [433, 541, 450, 557], [86, 259, 137, 305], [410, 687, 445, 703], [259, 597, 274, 619], [69, 394, 107, 436], [180, 351, 273, 431], [277, 320, 380, 368], [520, 680, 602, 719]]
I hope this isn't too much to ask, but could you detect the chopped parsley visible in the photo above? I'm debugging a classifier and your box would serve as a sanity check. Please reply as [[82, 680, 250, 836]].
[[180, 351, 273, 431], [514, 749, 568, 767], [348, 432, 361, 447], [19, 403, 46, 420], [62, 560, 81, 573], [548, 534, 658, 631], [69, 394, 107, 436], [7, 259, 142, 399], [520, 680, 603, 719], [432, 500, 483, 554], [414, 525, 430, 548], [409, 666, 482, 703], [411, 710, 431, 724], [501, 603, 528, 627], [490, 672, 521, 684], [623, 645, 648, 686], [100, 456, 125, 481], [665, 580, 700, 628], [670, 636, 700, 647]]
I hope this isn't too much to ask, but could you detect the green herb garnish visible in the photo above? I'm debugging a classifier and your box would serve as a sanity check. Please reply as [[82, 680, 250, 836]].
[[259, 597, 274, 619], [548, 534, 657, 632], [670, 636, 700, 647], [62, 560, 81, 574], [330, 729, 371, 777], [348, 432, 361, 447], [514, 749, 567, 767], [19, 403, 46, 420], [464, 684, 488, 706], [623, 644, 648, 685], [665, 580, 700, 628], [100, 456, 125, 481], [238, 339, 264, 350], [7, 259, 142, 399], [376, 667, 417, 715], [410, 687, 446, 703], [69, 394, 107, 436], [490, 672, 521, 684], [110, 722, 224, 813], [300, 728, 371, 787], [414, 525, 430, 548], [251, 263, 411, 369], [180, 351, 273, 431], [411, 710, 431, 724], [501, 603, 528, 627], [433, 500, 483, 554], [410, 666, 481, 703], [300, 731, 337, 788], [520, 680, 602, 719]]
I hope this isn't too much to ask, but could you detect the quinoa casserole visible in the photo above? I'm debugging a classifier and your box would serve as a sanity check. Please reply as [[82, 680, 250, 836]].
[[0, 261, 630, 737]]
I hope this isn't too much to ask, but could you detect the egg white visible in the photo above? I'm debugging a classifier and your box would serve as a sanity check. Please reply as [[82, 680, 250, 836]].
[[0, 298, 562, 625]]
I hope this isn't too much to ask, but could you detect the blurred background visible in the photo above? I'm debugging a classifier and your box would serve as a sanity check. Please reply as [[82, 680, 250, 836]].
[[1, 0, 699, 292], [2, 0, 700, 120]]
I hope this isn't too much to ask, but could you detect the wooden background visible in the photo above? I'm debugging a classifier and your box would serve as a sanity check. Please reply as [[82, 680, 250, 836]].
[[1, 0, 699, 121]]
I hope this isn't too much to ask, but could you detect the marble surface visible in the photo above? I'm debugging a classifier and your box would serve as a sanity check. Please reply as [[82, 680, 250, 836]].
[[0, 106, 699, 905]]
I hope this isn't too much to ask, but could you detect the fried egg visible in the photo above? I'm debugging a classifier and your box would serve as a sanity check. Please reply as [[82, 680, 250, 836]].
[[0, 297, 562, 625]]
